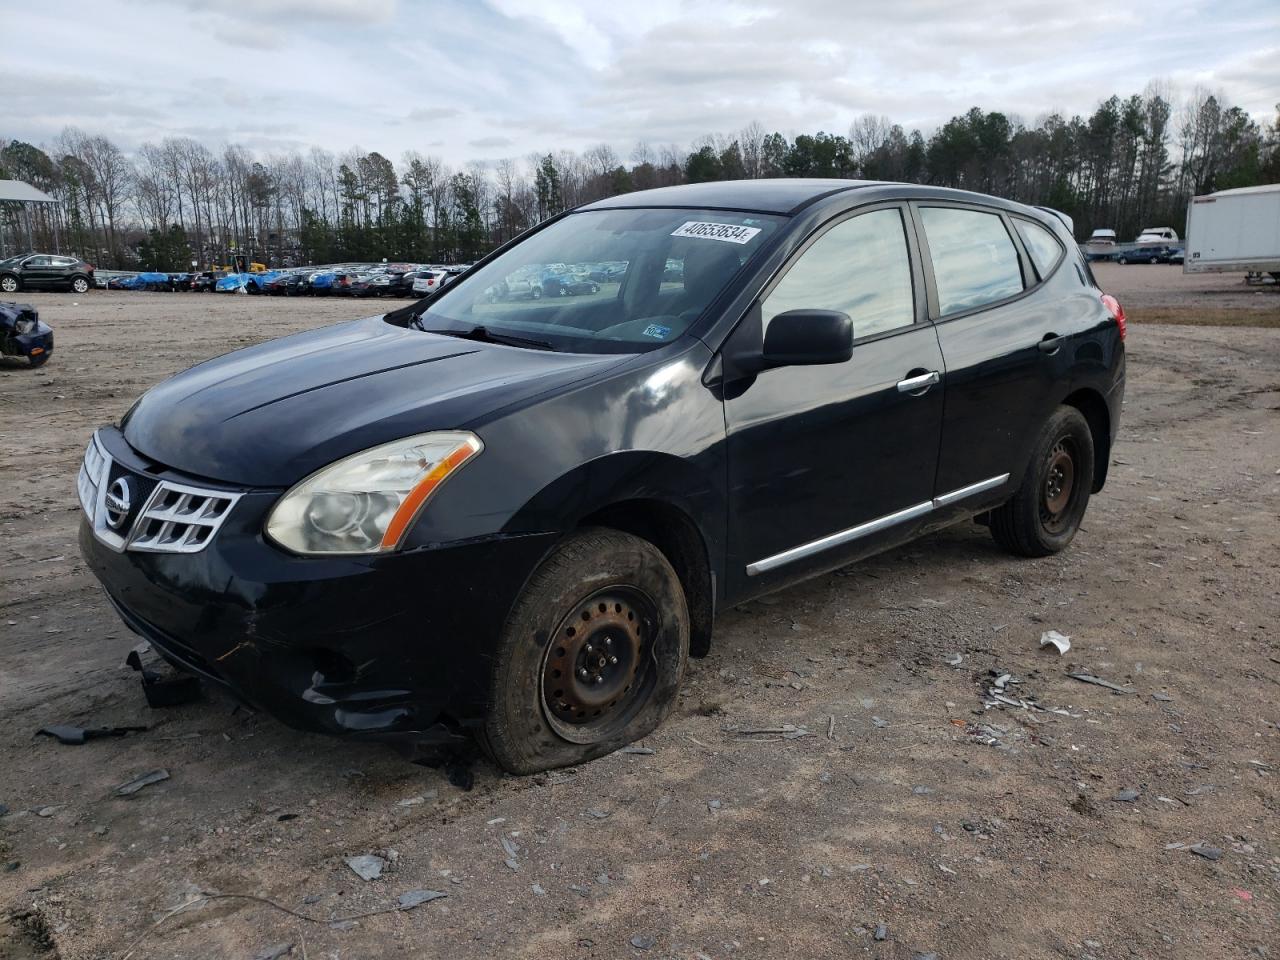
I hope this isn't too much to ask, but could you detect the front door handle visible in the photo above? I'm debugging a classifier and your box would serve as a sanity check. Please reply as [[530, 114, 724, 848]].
[[1038, 333, 1064, 354], [897, 370, 941, 395]]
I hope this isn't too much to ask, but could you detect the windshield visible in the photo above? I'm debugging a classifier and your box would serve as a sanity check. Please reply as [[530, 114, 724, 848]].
[[413, 207, 783, 353]]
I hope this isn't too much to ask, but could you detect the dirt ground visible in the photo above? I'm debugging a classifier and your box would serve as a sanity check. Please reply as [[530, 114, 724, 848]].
[[1, 267, 1277, 960]]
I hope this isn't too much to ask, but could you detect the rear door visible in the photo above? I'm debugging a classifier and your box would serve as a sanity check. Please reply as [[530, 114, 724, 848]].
[[913, 203, 1056, 517], [724, 204, 945, 593]]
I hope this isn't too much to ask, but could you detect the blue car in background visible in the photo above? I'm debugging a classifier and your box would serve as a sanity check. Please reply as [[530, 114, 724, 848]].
[[1, 300, 53, 367], [1115, 245, 1180, 264]]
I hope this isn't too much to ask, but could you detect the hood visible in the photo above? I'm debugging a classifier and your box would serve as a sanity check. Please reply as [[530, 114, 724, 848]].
[[123, 315, 622, 486]]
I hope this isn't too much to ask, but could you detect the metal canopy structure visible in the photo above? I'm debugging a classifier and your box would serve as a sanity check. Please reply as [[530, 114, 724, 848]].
[[0, 178, 60, 257]]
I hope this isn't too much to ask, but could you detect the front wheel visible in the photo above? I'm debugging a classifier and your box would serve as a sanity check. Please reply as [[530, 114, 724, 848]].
[[479, 528, 689, 774], [0, 275, 19, 293], [1117, 256, 1128, 264], [990, 405, 1094, 557]]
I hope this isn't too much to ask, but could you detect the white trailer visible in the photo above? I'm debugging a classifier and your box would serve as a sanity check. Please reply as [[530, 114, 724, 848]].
[[1184, 183, 1280, 277]]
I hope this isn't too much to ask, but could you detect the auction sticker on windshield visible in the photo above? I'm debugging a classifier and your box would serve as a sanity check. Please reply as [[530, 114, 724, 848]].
[[671, 221, 762, 244]]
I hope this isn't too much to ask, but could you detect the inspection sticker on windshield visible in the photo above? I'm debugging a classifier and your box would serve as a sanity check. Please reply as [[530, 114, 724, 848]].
[[642, 323, 672, 339], [671, 221, 761, 245]]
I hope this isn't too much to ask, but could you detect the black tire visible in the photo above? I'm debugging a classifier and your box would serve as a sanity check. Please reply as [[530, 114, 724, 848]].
[[1117, 256, 1128, 264], [0, 275, 19, 294], [479, 528, 689, 775], [70, 276, 90, 294], [1149, 257, 1159, 264], [990, 405, 1094, 558], [529, 285, 542, 300]]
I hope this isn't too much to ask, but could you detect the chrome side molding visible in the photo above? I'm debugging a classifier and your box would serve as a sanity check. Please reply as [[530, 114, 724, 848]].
[[746, 473, 1010, 576]]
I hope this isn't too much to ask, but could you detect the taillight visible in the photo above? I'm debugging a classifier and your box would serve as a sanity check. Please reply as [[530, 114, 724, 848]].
[[1101, 293, 1126, 341]]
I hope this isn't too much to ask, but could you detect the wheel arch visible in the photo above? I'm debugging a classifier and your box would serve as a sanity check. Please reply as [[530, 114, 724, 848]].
[[578, 498, 715, 658], [1062, 387, 1110, 492], [500, 450, 724, 659]]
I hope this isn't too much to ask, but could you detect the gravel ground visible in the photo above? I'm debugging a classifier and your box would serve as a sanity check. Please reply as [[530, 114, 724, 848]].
[[1, 274, 1277, 959]]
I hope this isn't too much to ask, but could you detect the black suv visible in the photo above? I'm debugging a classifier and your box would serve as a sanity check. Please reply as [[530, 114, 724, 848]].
[[0, 253, 95, 294], [79, 180, 1125, 773]]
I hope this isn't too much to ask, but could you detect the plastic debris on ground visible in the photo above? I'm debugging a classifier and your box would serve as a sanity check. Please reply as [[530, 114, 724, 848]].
[[37, 724, 146, 745], [1039, 630, 1071, 655], [345, 855, 386, 881], [115, 769, 169, 796], [125, 650, 202, 707]]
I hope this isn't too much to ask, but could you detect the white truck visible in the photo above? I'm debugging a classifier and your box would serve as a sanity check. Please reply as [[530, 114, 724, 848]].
[[1184, 183, 1280, 278]]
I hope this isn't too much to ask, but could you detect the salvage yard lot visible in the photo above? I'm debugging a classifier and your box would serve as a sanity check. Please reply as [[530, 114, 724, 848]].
[[1, 267, 1277, 959]]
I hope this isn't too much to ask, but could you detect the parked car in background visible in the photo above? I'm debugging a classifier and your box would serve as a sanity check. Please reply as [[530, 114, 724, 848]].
[[541, 271, 600, 296], [265, 272, 311, 296], [189, 271, 225, 292], [0, 300, 53, 367], [381, 269, 420, 298], [1166, 247, 1185, 265], [0, 253, 95, 294], [78, 179, 1125, 773], [412, 268, 453, 298], [348, 272, 395, 298], [1115, 244, 1177, 264], [1088, 228, 1117, 244]]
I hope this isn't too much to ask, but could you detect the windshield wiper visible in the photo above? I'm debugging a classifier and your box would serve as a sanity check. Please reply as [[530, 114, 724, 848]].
[[419, 324, 554, 351]]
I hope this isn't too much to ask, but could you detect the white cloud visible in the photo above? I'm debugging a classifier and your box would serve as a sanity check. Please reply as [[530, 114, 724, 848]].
[[3, 0, 1275, 166]]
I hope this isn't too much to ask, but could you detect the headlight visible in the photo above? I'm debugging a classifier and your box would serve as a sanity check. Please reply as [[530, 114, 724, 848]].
[[265, 431, 482, 555], [14, 318, 35, 334]]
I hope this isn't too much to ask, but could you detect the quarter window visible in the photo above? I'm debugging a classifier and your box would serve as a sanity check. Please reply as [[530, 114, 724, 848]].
[[1015, 219, 1064, 279], [920, 207, 1024, 316], [763, 208, 915, 340]]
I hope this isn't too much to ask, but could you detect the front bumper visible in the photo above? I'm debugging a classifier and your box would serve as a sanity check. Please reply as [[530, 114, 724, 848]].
[[2, 321, 53, 361], [79, 429, 558, 742]]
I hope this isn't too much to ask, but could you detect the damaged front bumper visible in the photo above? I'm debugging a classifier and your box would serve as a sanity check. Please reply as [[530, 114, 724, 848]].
[[78, 431, 557, 743], [1, 319, 53, 362]]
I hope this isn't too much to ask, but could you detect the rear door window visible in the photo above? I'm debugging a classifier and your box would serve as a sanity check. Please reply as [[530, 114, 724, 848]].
[[1015, 219, 1065, 280], [763, 207, 915, 340], [920, 207, 1024, 316]]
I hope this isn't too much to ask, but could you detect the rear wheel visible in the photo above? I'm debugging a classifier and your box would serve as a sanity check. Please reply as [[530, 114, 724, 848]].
[[1117, 256, 1128, 264], [990, 406, 1094, 557], [70, 276, 90, 294], [479, 528, 689, 774]]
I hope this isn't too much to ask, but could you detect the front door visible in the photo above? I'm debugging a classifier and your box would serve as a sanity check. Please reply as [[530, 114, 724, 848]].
[[21, 256, 55, 289], [724, 205, 945, 595]]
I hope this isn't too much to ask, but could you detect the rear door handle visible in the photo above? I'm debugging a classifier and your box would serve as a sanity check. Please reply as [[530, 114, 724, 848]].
[[1038, 334, 1064, 354], [897, 370, 941, 394]]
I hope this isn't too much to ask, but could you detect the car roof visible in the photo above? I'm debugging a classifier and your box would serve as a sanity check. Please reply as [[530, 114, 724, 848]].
[[579, 179, 885, 215], [579, 178, 1056, 223]]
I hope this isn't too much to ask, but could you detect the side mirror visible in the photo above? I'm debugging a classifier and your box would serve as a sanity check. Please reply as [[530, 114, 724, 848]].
[[759, 309, 853, 369]]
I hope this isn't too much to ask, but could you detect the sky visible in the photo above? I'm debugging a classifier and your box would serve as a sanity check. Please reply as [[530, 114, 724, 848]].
[[5, 0, 1277, 166]]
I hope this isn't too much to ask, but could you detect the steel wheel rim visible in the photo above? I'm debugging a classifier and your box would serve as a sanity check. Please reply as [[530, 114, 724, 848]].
[[539, 586, 657, 744], [1040, 438, 1076, 533]]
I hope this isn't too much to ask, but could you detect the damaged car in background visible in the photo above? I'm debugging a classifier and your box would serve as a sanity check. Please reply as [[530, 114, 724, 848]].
[[78, 179, 1125, 774], [1, 300, 53, 367]]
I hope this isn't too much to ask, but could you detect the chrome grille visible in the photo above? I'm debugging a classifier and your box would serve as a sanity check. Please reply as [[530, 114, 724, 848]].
[[128, 481, 239, 554], [78, 431, 241, 554]]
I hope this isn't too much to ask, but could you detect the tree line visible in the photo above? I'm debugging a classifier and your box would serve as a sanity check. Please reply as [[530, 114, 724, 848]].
[[2, 83, 1276, 271]]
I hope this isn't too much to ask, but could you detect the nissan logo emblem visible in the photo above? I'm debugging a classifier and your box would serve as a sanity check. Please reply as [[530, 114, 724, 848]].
[[104, 476, 133, 530]]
